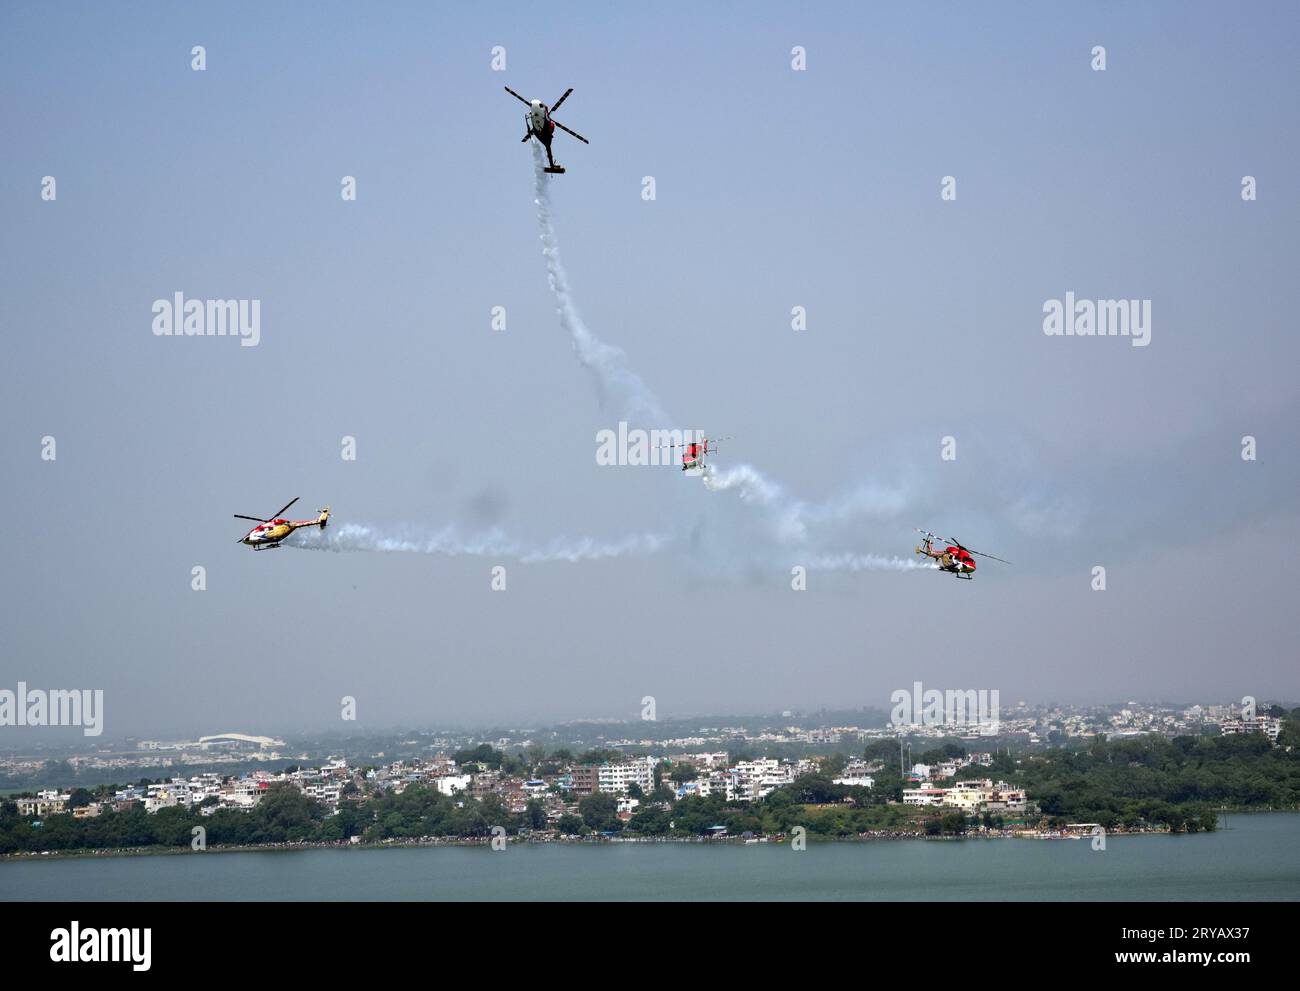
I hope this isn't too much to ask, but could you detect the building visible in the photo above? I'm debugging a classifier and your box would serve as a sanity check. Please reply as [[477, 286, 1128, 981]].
[[902, 787, 946, 807], [15, 791, 70, 817], [302, 780, 343, 808], [598, 758, 654, 795], [943, 780, 997, 810], [692, 752, 730, 768], [1220, 716, 1282, 743], [432, 774, 471, 796], [729, 759, 793, 801], [570, 764, 599, 795], [196, 732, 286, 751], [833, 759, 875, 790], [572, 758, 656, 796], [900, 779, 1026, 813]]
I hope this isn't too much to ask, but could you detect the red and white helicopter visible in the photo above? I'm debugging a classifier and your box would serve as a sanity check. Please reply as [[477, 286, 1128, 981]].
[[914, 529, 1009, 580], [504, 85, 589, 174], [654, 435, 732, 472], [234, 497, 330, 551]]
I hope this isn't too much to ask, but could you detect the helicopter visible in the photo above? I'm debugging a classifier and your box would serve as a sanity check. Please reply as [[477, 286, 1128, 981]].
[[914, 529, 1009, 580], [234, 497, 330, 551], [653, 435, 732, 472], [503, 85, 589, 173]]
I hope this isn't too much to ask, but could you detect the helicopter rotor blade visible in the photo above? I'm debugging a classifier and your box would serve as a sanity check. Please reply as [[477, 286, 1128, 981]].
[[967, 549, 1011, 564], [550, 87, 573, 113], [551, 119, 589, 144], [653, 434, 732, 451], [268, 497, 299, 520], [233, 515, 266, 522], [503, 86, 531, 107], [948, 538, 1009, 563]]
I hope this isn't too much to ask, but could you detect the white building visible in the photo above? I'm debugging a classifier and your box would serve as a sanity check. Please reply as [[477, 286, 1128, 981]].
[[144, 779, 201, 812], [833, 758, 876, 790], [16, 792, 71, 817], [943, 780, 996, 810], [692, 752, 730, 768], [1220, 715, 1282, 743], [303, 780, 343, 807], [729, 759, 793, 802], [902, 787, 947, 806], [597, 757, 656, 795], [433, 773, 472, 796]]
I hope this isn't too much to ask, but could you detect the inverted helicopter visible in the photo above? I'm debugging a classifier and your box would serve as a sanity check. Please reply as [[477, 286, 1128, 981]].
[[654, 435, 732, 472], [504, 85, 589, 174]]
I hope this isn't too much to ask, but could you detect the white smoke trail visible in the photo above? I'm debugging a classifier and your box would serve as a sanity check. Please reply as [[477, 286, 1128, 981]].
[[279, 157, 680, 571], [700, 464, 782, 505], [529, 148, 915, 572], [701, 463, 810, 545], [807, 552, 939, 573], [702, 462, 913, 550], [291, 521, 668, 563], [532, 144, 670, 426], [700, 468, 926, 570]]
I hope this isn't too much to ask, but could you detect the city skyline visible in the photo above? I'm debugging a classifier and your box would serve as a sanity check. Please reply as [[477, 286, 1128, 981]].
[[3, 692, 1292, 754]]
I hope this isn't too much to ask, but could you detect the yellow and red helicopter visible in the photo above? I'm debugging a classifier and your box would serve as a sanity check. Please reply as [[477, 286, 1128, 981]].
[[504, 85, 589, 174], [654, 435, 732, 472], [914, 529, 1009, 580], [234, 497, 329, 551]]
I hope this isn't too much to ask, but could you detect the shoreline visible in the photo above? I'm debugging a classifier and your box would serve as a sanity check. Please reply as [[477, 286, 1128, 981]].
[[5, 808, 1285, 865], [0, 826, 1186, 863]]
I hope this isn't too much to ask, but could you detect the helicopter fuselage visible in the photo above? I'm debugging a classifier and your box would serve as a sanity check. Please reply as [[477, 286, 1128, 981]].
[[525, 101, 561, 170], [528, 101, 550, 135], [916, 541, 977, 577], [240, 510, 330, 549]]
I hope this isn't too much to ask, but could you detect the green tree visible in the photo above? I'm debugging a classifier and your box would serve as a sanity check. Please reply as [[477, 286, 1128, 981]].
[[628, 806, 671, 835], [669, 765, 698, 786], [557, 813, 584, 835], [578, 792, 620, 832], [522, 799, 547, 831]]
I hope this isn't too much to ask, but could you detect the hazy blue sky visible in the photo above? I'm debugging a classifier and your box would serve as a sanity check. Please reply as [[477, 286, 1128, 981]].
[[2, 2, 1297, 738]]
